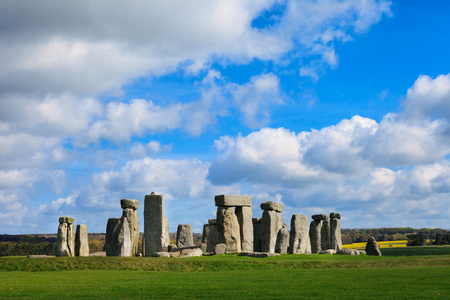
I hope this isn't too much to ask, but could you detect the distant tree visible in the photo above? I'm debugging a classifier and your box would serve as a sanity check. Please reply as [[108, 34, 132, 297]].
[[407, 233, 426, 246]]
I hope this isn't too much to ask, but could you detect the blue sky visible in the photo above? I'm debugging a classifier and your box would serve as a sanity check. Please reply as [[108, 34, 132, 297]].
[[1, 0, 449, 234]]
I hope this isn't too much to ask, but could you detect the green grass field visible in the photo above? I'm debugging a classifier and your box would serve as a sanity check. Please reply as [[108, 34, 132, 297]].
[[0, 253, 449, 299]]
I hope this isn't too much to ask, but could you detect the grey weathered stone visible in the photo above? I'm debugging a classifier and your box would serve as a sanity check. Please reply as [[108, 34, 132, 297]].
[[176, 224, 194, 248], [261, 210, 283, 253], [208, 218, 217, 225], [89, 252, 106, 257], [330, 218, 342, 250], [67, 223, 75, 256], [252, 218, 262, 252], [215, 195, 251, 207], [75, 224, 89, 257], [289, 214, 311, 254], [163, 215, 170, 249], [104, 217, 131, 257], [217, 206, 241, 253], [27, 255, 53, 258], [358, 250, 367, 255], [179, 248, 203, 258], [320, 249, 336, 255], [337, 248, 360, 256], [235, 206, 253, 252], [167, 243, 177, 252], [144, 193, 168, 255], [260, 201, 283, 213], [202, 224, 218, 253], [312, 214, 328, 221], [366, 237, 382, 256], [321, 217, 331, 250], [215, 243, 226, 255], [56, 222, 68, 257], [238, 252, 281, 257], [275, 227, 290, 254], [309, 220, 322, 254], [201, 243, 207, 253], [59, 216, 74, 224], [122, 208, 140, 256], [153, 251, 170, 257], [120, 198, 139, 210], [330, 212, 341, 219]]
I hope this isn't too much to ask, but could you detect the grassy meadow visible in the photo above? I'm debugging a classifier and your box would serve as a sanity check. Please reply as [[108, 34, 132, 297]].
[[0, 253, 449, 299]]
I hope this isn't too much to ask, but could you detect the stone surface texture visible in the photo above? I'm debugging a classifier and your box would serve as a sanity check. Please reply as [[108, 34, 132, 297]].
[[261, 209, 283, 253], [312, 214, 328, 221], [179, 248, 203, 258], [252, 218, 262, 252], [330, 212, 341, 219], [120, 199, 139, 210], [330, 218, 343, 250], [238, 252, 281, 257], [75, 224, 89, 257], [309, 220, 322, 253], [214, 243, 226, 255], [320, 249, 336, 255], [176, 224, 194, 248], [275, 227, 290, 254], [366, 237, 382, 256], [202, 224, 218, 253], [59, 216, 74, 224], [235, 206, 254, 252], [215, 195, 251, 207], [217, 206, 241, 253], [144, 193, 168, 255], [337, 248, 360, 256], [208, 218, 217, 225], [104, 217, 131, 257], [260, 201, 283, 213], [289, 214, 311, 254], [122, 208, 140, 256], [56, 217, 75, 257], [321, 217, 331, 250]]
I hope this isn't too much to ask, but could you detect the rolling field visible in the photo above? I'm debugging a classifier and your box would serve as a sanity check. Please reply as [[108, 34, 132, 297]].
[[343, 240, 408, 250], [0, 254, 449, 299]]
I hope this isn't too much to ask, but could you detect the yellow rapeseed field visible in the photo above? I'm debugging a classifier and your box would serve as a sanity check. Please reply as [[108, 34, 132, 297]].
[[343, 240, 408, 250]]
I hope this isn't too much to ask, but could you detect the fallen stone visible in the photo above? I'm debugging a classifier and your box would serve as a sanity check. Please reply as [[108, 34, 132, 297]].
[[260, 201, 283, 213], [176, 224, 194, 248], [337, 248, 360, 256], [320, 249, 336, 255], [217, 206, 241, 253], [120, 198, 139, 210], [179, 248, 203, 258], [330, 218, 342, 250], [169, 251, 180, 258], [27, 255, 53, 258], [289, 214, 311, 254], [215, 194, 251, 207], [75, 224, 89, 257], [59, 216, 74, 224], [235, 206, 254, 252], [153, 251, 170, 257], [89, 252, 106, 257], [261, 210, 283, 253], [104, 217, 131, 257], [312, 214, 328, 221], [330, 212, 341, 219], [358, 250, 367, 255], [167, 244, 177, 252], [275, 227, 290, 254], [238, 252, 281, 258], [309, 220, 322, 254], [366, 236, 382, 256], [215, 243, 226, 255], [321, 217, 331, 250]]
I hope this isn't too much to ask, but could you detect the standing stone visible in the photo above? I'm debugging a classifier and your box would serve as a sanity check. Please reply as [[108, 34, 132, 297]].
[[144, 193, 169, 256], [235, 206, 253, 252], [122, 208, 140, 256], [309, 220, 322, 253], [261, 210, 283, 253], [321, 216, 331, 250], [275, 227, 290, 254], [253, 218, 262, 252], [366, 236, 382, 256], [176, 224, 194, 248], [163, 215, 170, 249], [289, 214, 311, 254], [56, 216, 75, 257], [330, 213, 342, 250], [104, 217, 131, 256], [202, 224, 218, 253], [75, 224, 89, 257], [217, 206, 241, 253]]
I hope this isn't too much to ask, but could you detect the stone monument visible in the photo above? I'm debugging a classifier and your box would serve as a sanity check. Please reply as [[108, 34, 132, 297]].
[[56, 216, 75, 257]]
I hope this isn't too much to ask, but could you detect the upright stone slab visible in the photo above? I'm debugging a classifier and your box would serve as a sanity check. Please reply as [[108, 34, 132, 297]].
[[253, 218, 262, 252], [163, 215, 170, 248], [176, 224, 194, 248], [217, 206, 241, 253], [309, 220, 322, 253], [202, 224, 218, 253], [235, 206, 253, 252], [261, 210, 283, 253], [321, 216, 331, 250], [104, 217, 131, 257], [122, 207, 140, 256], [275, 227, 290, 254], [366, 236, 382, 256], [215, 195, 251, 207], [330, 213, 342, 250], [75, 224, 89, 257], [144, 193, 168, 256], [289, 214, 311, 254], [56, 216, 75, 257]]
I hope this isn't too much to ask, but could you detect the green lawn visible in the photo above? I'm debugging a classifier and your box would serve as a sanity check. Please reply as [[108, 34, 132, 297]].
[[0, 254, 449, 299], [381, 245, 450, 256]]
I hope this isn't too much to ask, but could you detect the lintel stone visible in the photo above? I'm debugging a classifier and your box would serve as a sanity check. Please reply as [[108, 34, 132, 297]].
[[121, 199, 139, 210], [330, 212, 341, 219], [260, 201, 283, 213], [59, 216, 74, 224], [312, 214, 328, 221], [215, 195, 251, 207]]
